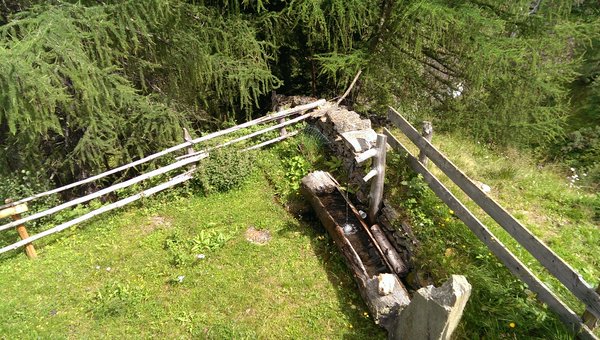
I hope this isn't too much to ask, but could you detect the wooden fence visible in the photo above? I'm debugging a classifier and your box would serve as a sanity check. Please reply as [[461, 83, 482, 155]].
[[0, 99, 326, 257], [385, 107, 599, 339]]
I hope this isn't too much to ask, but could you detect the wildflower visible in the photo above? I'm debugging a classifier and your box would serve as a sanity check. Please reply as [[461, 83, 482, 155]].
[[349, 324, 353, 329], [445, 217, 450, 222], [106, 267, 111, 272], [509, 322, 516, 328], [196, 254, 206, 260], [449, 209, 454, 215], [177, 275, 185, 283]]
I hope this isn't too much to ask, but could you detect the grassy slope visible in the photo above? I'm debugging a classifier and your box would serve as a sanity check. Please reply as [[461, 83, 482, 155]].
[[0, 171, 383, 339], [387, 129, 599, 338]]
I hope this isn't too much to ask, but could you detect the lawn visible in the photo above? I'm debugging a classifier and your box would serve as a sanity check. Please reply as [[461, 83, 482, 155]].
[[385, 128, 599, 338], [0, 170, 383, 339]]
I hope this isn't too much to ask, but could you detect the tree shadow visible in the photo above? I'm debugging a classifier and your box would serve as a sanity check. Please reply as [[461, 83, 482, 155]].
[[276, 211, 387, 339]]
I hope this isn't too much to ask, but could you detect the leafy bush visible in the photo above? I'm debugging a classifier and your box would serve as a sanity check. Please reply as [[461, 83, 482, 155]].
[[193, 148, 254, 194]]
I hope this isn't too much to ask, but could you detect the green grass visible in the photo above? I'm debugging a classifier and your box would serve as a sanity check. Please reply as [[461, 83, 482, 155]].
[[0, 170, 383, 339], [386, 128, 599, 338]]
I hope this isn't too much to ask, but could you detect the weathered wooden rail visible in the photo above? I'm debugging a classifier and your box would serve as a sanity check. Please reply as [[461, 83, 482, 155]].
[[385, 106, 599, 339], [0, 100, 325, 257]]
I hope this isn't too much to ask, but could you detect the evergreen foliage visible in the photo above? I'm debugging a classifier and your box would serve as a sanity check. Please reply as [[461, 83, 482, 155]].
[[0, 0, 598, 187], [0, 1, 278, 187]]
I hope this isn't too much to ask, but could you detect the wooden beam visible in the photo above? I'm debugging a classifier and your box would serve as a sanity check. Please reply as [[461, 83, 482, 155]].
[[584, 284, 600, 330], [368, 134, 387, 225], [387, 107, 600, 320], [418, 121, 433, 166], [242, 131, 300, 152], [384, 128, 597, 340], [0, 99, 326, 211], [0, 154, 208, 233], [0, 172, 193, 255], [0, 203, 28, 219]]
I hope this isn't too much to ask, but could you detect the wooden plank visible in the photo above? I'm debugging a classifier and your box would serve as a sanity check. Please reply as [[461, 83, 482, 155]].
[[584, 284, 600, 330], [0, 99, 326, 211], [0, 203, 28, 219], [0, 172, 193, 255], [384, 128, 598, 340], [368, 134, 387, 225], [418, 121, 433, 165], [387, 107, 600, 319], [242, 130, 300, 152], [0, 153, 208, 233]]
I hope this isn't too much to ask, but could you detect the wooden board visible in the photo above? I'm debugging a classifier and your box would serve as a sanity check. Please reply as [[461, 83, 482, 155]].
[[387, 107, 600, 320], [0, 99, 326, 211], [0, 204, 28, 219], [384, 129, 597, 340]]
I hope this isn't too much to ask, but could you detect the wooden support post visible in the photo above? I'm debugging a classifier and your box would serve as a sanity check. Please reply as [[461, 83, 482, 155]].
[[3, 199, 36, 259], [583, 284, 600, 330], [278, 118, 287, 137], [183, 128, 196, 171], [418, 121, 433, 166], [368, 134, 387, 225]]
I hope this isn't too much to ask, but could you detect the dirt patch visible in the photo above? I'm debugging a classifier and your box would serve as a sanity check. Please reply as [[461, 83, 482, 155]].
[[245, 226, 271, 245], [140, 215, 173, 234]]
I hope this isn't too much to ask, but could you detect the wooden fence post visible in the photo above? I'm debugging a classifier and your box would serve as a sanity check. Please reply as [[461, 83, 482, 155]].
[[278, 118, 287, 137], [418, 121, 433, 166], [583, 283, 600, 330], [183, 128, 196, 171], [368, 134, 387, 225], [3, 199, 36, 259]]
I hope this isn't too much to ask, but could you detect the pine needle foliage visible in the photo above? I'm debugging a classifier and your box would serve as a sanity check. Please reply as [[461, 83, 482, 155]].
[[0, 0, 279, 185]]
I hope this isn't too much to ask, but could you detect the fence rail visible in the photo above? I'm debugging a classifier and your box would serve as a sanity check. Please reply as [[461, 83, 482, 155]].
[[385, 107, 599, 339], [0, 100, 325, 256]]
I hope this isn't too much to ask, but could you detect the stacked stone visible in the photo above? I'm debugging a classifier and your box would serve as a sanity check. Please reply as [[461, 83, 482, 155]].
[[313, 105, 376, 203]]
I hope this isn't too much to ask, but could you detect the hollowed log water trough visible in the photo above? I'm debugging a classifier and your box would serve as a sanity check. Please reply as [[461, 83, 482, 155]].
[[302, 171, 471, 339]]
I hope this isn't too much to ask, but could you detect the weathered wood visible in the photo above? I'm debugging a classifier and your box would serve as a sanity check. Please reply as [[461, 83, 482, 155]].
[[183, 128, 196, 171], [387, 107, 600, 320], [0, 203, 28, 219], [3, 199, 36, 258], [180, 112, 313, 160], [336, 69, 362, 106], [0, 99, 326, 211], [0, 153, 209, 232], [0, 172, 193, 255], [418, 121, 433, 166], [370, 224, 408, 276], [384, 128, 598, 340], [368, 134, 387, 225], [301, 171, 410, 331], [242, 130, 299, 152], [583, 284, 600, 330], [278, 118, 288, 136]]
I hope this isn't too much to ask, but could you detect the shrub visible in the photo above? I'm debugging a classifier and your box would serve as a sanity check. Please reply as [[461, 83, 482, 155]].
[[193, 148, 254, 194]]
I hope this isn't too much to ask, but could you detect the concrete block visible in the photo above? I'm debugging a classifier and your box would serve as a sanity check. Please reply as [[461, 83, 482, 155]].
[[392, 275, 472, 340]]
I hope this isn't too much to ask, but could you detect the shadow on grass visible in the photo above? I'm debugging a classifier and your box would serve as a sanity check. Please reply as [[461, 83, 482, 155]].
[[276, 212, 387, 339]]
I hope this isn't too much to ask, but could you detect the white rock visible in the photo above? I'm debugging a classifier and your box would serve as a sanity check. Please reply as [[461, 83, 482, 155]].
[[479, 183, 491, 193], [377, 273, 396, 296]]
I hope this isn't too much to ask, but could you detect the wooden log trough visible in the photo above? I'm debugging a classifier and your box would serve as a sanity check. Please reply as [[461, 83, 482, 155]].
[[301, 171, 411, 330], [302, 171, 472, 339]]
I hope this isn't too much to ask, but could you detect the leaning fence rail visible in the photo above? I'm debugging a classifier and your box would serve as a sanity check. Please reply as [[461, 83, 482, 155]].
[[385, 106, 599, 339], [0, 100, 324, 256], [0, 99, 326, 211]]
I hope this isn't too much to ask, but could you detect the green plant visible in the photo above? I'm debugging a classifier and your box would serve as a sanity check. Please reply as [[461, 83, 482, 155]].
[[283, 155, 311, 192], [193, 148, 254, 194], [190, 229, 235, 253], [90, 281, 149, 318]]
